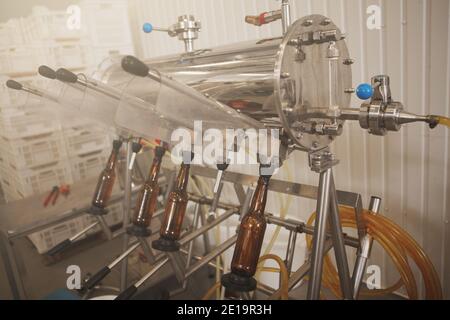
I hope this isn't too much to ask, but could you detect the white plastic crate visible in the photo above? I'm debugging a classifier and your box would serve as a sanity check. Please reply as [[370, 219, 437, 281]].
[[52, 43, 89, 70], [2, 160, 73, 199], [0, 131, 67, 170], [0, 45, 50, 75], [1, 183, 22, 203], [81, 0, 132, 46], [24, 7, 86, 42], [63, 124, 111, 157], [83, 202, 124, 235], [0, 105, 61, 139], [28, 217, 86, 254], [70, 150, 109, 183], [0, 19, 25, 48], [0, 76, 46, 108]]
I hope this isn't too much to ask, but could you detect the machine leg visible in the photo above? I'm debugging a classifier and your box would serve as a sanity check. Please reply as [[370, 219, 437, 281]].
[[138, 238, 155, 264], [95, 215, 113, 241], [352, 197, 381, 299], [120, 140, 134, 291], [328, 173, 353, 299], [306, 168, 332, 300]]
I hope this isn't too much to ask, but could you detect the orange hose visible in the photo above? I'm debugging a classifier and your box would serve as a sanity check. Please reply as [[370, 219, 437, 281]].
[[306, 207, 442, 300]]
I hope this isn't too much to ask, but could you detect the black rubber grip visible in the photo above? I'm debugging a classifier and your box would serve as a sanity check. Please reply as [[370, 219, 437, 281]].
[[121, 56, 150, 77], [6, 80, 23, 90], [38, 65, 57, 79], [154, 146, 166, 159], [115, 285, 138, 300], [132, 142, 142, 153], [113, 139, 123, 151], [47, 239, 72, 256], [56, 68, 78, 83], [217, 163, 230, 171], [83, 266, 111, 290]]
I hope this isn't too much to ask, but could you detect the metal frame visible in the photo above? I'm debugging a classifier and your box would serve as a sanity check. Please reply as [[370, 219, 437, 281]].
[[1, 157, 371, 300], [109, 161, 372, 300]]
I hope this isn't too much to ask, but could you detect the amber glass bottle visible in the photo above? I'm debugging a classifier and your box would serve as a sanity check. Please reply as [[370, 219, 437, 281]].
[[132, 146, 165, 229], [160, 161, 191, 241], [230, 175, 270, 278], [222, 167, 272, 292], [90, 140, 122, 213], [153, 153, 194, 251]]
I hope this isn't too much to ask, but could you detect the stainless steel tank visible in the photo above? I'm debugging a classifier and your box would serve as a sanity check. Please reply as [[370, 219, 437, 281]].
[[95, 15, 353, 152]]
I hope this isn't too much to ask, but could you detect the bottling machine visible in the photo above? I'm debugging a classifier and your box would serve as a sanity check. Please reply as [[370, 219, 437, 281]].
[[5, 0, 448, 300]]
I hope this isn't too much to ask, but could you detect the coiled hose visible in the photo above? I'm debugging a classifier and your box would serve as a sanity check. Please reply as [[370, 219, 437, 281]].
[[306, 206, 442, 300]]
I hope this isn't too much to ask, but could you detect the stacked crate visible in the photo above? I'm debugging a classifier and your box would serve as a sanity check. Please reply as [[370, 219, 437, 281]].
[[80, 0, 135, 69], [0, 78, 72, 203], [0, 0, 135, 253]]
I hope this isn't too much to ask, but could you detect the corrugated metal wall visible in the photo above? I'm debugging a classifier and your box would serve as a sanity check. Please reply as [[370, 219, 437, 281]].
[[129, 0, 450, 298]]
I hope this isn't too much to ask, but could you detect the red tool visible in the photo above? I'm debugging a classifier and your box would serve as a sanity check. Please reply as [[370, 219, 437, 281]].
[[43, 186, 59, 208], [60, 185, 71, 198]]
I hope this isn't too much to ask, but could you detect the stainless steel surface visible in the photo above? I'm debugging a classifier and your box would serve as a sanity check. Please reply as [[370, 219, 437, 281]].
[[240, 188, 254, 221], [109, 242, 141, 269], [358, 75, 436, 136], [178, 208, 237, 246], [96, 215, 113, 240], [306, 168, 332, 300], [329, 173, 353, 299], [369, 196, 382, 214], [151, 15, 201, 53], [69, 222, 99, 242], [352, 196, 382, 299], [138, 238, 155, 264], [185, 235, 238, 278], [120, 140, 134, 291], [181, 203, 201, 289], [285, 230, 297, 275], [281, 0, 291, 34], [135, 258, 170, 288], [97, 14, 352, 151]]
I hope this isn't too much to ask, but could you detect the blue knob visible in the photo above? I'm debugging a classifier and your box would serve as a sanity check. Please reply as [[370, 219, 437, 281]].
[[356, 83, 374, 100], [143, 23, 153, 33]]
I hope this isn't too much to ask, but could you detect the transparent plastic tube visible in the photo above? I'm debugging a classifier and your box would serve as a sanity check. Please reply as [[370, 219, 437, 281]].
[[258, 254, 289, 300], [436, 116, 450, 129]]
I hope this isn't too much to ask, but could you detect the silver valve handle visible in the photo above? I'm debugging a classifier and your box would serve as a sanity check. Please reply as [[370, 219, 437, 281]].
[[143, 15, 201, 53], [354, 75, 439, 135]]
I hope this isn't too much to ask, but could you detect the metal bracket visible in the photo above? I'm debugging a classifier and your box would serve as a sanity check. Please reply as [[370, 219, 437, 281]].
[[308, 148, 339, 173]]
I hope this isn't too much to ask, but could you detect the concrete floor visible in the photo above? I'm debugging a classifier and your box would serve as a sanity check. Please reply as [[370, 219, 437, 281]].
[[0, 234, 403, 300], [0, 230, 218, 300]]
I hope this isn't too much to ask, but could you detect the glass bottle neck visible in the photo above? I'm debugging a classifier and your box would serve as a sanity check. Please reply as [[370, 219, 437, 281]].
[[175, 163, 190, 191], [249, 176, 270, 216], [147, 156, 163, 183], [105, 150, 119, 171]]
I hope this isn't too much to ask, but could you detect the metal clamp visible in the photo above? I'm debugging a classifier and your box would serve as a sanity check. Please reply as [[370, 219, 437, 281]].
[[308, 148, 339, 173], [143, 15, 201, 53]]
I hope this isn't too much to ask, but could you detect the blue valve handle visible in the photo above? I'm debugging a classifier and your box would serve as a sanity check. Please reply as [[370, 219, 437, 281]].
[[356, 83, 374, 100], [143, 23, 153, 33]]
